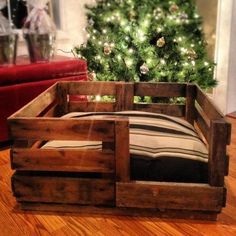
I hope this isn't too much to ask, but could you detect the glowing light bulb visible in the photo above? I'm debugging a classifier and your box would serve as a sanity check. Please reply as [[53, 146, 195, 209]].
[[191, 61, 196, 66], [128, 48, 134, 54], [102, 29, 107, 34], [95, 95, 101, 102], [204, 62, 209, 66], [126, 59, 133, 67], [160, 59, 166, 65], [98, 41, 102, 45]]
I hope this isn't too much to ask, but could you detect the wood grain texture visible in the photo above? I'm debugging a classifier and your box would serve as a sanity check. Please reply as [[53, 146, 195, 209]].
[[116, 182, 224, 211], [9, 118, 115, 141], [0, 115, 236, 236], [134, 82, 186, 97], [11, 148, 114, 173]]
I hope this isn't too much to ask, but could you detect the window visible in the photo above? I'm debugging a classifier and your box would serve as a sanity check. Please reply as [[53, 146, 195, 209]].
[[0, 0, 59, 30]]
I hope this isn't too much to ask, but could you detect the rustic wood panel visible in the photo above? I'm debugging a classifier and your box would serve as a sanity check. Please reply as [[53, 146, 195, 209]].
[[12, 84, 57, 118], [68, 101, 115, 112], [116, 182, 224, 212], [195, 105, 210, 144], [115, 82, 134, 111], [185, 84, 196, 125], [19, 203, 218, 221], [12, 174, 115, 206], [208, 120, 228, 187], [134, 82, 186, 97], [8, 118, 115, 141], [115, 119, 130, 182], [11, 149, 114, 173], [67, 81, 116, 96], [196, 86, 223, 120], [56, 83, 68, 115], [133, 103, 185, 117]]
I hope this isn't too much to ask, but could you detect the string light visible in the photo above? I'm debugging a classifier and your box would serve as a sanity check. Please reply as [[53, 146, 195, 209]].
[[95, 95, 102, 102], [204, 61, 209, 66]]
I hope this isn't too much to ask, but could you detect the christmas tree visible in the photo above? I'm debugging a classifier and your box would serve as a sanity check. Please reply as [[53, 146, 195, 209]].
[[75, 0, 216, 89]]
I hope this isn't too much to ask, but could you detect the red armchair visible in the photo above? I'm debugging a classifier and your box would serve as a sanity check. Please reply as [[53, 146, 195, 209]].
[[0, 58, 87, 142]]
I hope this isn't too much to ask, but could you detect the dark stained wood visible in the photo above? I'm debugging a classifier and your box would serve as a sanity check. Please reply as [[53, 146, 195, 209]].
[[185, 84, 196, 125], [56, 83, 68, 115], [115, 119, 130, 182], [116, 182, 224, 212], [133, 103, 185, 117], [134, 82, 186, 97], [8, 118, 115, 141], [12, 173, 115, 206], [19, 203, 218, 221], [115, 82, 134, 111], [11, 85, 57, 118], [208, 120, 229, 187], [196, 85, 223, 120], [6, 81, 231, 221], [68, 101, 115, 112], [195, 105, 210, 144], [67, 81, 116, 96], [11, 149, 114, 173]]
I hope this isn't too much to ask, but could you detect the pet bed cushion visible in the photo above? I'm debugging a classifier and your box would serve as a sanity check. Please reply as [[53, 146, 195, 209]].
[[43, 111, 208, 183]]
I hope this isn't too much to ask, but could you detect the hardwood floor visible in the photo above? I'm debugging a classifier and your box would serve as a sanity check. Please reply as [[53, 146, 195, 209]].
[[0, 118, 236, 236]]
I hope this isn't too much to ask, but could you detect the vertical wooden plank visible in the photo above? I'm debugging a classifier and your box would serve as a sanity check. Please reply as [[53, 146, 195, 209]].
[[57, 83, 68, 115], [185, 84, 196, 125], [208, 120, 228, 186], [115, 82, 134, 111], [115, 119, 130, 182]]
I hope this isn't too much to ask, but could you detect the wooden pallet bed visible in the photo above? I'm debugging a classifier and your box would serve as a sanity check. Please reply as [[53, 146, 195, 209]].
[[8, 81, 231, 220]]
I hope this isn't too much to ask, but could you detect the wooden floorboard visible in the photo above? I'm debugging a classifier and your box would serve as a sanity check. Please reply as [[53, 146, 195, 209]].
[[0, 118, 236, 235]]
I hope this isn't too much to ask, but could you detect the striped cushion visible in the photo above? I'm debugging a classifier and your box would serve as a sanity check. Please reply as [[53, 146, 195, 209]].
[[44, 111, 208, 183]]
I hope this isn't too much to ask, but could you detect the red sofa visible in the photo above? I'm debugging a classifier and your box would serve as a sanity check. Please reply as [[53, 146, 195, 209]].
[[0, 59, 87, 142]]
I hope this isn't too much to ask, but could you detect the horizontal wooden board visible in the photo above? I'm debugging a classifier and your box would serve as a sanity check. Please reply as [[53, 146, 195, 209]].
[[11, 85, 57, 118], [12, 174, 115, 206], [133, 104, 185, 117], [8, 118, 115, 141], [196, 86, 223, 120], [69, 101, 116, 112], [18, 203, 218, 220], [134, 83, 186, 97], [67, 81, 117, 96], [195, 105, 210, 144], [11, 148, 114, 173], [116, 182, 224, 212]]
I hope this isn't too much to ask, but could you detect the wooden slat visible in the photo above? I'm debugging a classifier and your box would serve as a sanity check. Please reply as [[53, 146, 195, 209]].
[[11, 149, 114, 173], [115, 82, 134, 111], [11, 84, 57, 118], [185, 84, 196, 125], [67, 81, 116, 96], [12, 174, 115, 206], [116, 182, 224, 212], [208, 120, 228, 187], [8, 118, 115, 141], [133, 104, 185, 117], [57, 83, 68, 115], [115, 119, 130, 182], [19, 203, 218, 220], [134, 82, 186, 97], [195, 105, 210, 144], [68, 101, 115, 112], [196, 86, 223, 120]]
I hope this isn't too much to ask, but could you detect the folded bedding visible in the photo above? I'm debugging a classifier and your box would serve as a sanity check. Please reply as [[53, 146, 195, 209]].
[[43, 111, 208, 183]]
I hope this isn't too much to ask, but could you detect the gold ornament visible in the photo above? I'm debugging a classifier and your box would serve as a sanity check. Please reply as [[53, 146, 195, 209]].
[[187, 48, 197, 60], [156, 37, 166, 48], [88, 71, 96, 81], [140, 63, 149, 75], [104, 45, 112, 55], [169, 4, 179, 13]]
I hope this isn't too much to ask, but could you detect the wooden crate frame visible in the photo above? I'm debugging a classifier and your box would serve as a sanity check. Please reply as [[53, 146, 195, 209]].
[[8, 81, 231, 220]]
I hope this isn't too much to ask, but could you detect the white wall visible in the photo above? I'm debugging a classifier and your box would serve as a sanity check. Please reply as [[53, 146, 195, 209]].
[[213, 0, 236, 114], [56, 0, 96, 55]]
